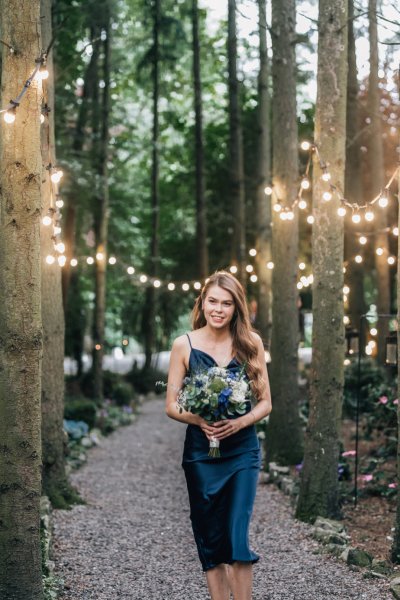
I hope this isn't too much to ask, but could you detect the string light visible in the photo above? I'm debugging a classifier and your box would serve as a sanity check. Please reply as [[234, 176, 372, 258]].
[[286, 211, 294, 220], [264, 186, 272, 195], [140, 275, 147, 283], [365, 211, 374, 221], [96, 252, 104, 261], [301, 178, 310, 190], [42, 214, 52, 226], [70, 258, 78, 267], [229, 265, 238, 274], [307, 215, 314, 224], [300, 141, 311, 151], [87, 257, 94, 265], [322, 191, 332, 201], [182, 283, 189, 291], [378, 194, 388, 208], [273, 203, 282, 212], [249, 248, 257, 256], [250, 274, 257, 282], [337, 206, 346, 217], [109, 256, 117, 265], [50, 169, 63, 183], [58, 255, 66, 267], [370, 328, 378, 336], [343, 285, 350, 295], [393, 227, 399, 236], [127, 266, 135, 275], [299, 200, 307, 210], [168, 283, 175, 291], [4, 106, 16, 123], [359, 236, 367, 245], [343, 316, 350, 325], [351, 214, 361, 224], [46, 255, 55, 265], [246, 265, 254, 272], [266, 261, 274, 269], [194, 281, 202, 290], [153, 279, 161, 287], [388, 256, 396, 265], [376, 247, 384, 256], [355, 255, 363, 263], [55, 242, 65, 254], [299, 262, 306, 270], [55, 198, 64, 208], [321, 172, 331, 182]]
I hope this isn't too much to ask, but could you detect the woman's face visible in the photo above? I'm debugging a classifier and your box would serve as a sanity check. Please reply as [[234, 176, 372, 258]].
[[202, 285, 235, 329]]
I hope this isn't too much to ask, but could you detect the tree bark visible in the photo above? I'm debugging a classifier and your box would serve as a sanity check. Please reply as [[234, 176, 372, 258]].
[[368, 0, 390, 363], [296, 0, 348, 522], [40, 0, 77, 509], [228, 0, 246, 283], [254, 0, 272, 345], [344, 0, 366, 328], [92, 7, 111, 401], [267, 0, 303, 465], [0, 1, 44, 596], [143, 0, 161, 371], [192, 0, 208, 279]]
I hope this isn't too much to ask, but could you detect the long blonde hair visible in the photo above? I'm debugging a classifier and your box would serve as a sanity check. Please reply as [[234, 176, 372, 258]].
[[191, 271, 266, 402]]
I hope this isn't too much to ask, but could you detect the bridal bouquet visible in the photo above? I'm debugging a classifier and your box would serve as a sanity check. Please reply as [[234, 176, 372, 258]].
[[177, 365, 252, 457]]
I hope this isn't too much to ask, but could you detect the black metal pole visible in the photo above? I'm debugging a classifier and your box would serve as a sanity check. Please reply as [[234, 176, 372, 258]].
[[354, 315, 363, 507]]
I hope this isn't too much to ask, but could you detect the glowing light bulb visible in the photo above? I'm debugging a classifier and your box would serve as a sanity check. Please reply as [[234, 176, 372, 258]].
[[286, 211, 294, 220], [42, 215, 52, 226], [280, 212, 287, 220], [230, 265, 238, 274], [266, 261, 274, 269], [343, 285, 350, 295], [299, 200, 307, 210], [40, 114, 45, 124], [4, 109, 16, 124], [370, 328, 377, 336], [108, 256, 116, 265], [365, 211, 374, 222], [299, 262, 306, 270], [55, 199, 64, 208], [250, 274, 257, 282], [344, 359, 351, 366], [55, 242, 65, 253], [38, 67, 49, 80], [388, 256, 395, 265], [322, 172, 331, 182], [301, 178, 310, 190], [70, 258, 78, 267], [351, 213, 361, 224], [182, 283, 190, 291], [337, 207, 346, 217], [264, 186, 272, 195], [140, 275, 147, 283], [46, 255, 55, 265], [122, 339, 129, 346], [58, 255, 66, 267], [307, 215, 314, 224], [87, 257, 94, 265], [355, 255, 363, 263], [343, 316, 350, 325], [393, 227, 399, 236], [300, 141, 311, 151], [308, 274, 314, 284], [51, 170, 63, 183], [322, 191, 332, 201], [53, 226, 62, 235], [359, 236, 367, 245], [127, 267, 135, 275], [194, 281, 202, 290], [376, 247, 384, 256], [167, 283, 175, 291], [249, 248, 257, 256], [273, 203, 282, 212], [297, 282, 303, 290], [246, 265, 254, 273], [153, 279, 161, 287], [378, 195, 388, 208], [95, 344, 101, 351]]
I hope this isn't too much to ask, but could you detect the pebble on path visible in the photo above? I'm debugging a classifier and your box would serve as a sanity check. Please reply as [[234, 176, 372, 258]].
[[53, 398, 392, 599]]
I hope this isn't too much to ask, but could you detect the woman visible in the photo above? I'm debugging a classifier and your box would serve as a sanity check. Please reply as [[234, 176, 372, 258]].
[[166, 271, 272, 600]]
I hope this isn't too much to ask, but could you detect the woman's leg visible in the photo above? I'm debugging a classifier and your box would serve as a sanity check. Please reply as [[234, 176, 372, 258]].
[[226, 561, 253, 600], [205, 564, 231, 600]]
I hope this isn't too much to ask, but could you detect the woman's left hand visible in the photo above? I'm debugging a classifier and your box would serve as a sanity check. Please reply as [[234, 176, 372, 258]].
[[210, 418, 245, 440]]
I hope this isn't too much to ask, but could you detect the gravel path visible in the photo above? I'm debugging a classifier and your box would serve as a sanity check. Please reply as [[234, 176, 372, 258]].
[[53, 397, 392, 599]]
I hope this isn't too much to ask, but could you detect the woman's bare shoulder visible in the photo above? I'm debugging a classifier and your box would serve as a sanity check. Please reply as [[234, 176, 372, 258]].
[[172, 334, 190, 351], [250, 331, 264, 350]]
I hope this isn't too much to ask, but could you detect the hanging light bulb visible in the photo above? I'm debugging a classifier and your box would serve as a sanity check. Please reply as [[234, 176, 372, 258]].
[[58, 255, 66, 267], [167, 282, 175, 291], [352, 213, 361, 224], [182, 283, 190, 291], [307, 215, 314, 224], [388, 256, 396, 265], [108, 256, 116, 265], [343, 316, 350, 325], [264, 186, 272, 195], [286, 211, 294, 220], [359, 236, 367, 245], [249, 248, 257, 256], [250, 274, 258, 282], [229, 265, 238, 274], [38, 64, 49, 80], [51, 169, 64, 183], [140, 274, 147, 283], [46, 255, 55, 265], [376, 247, 384, 256], [299, 262, 306, 270], [301, 178, 310, 190], [127, 266, 135, 275], [3, 107, 16, 124], [337, 206, 346, 217], [298, 200, 307, 210], [280, 212, 288, 220], [87, 257, 94, 265], [297, 282, 303, 290], [55, 242, 65, 254], [42, 215, 52, 226], [300, 141, 311, 151], [96, 252, 104, 261], [194, 281, 202, 290], [246, 265, 254, 273], [365, 210, 374, 222], [55, 198, 64, 208], [266, 261, 274, 269], [393, 227, 399, 236], [70, 258, 78, 267], [153, 279, 161, 288], [355, 255, 363, 263], [343, 285, 350, 295], [40, 114, 45, 124], [54, 226, 62, 235], [378, 194, 388, 208], [322, 191, 332, 201], [322, 172, 331, 182], [273, 203, 282, 212]]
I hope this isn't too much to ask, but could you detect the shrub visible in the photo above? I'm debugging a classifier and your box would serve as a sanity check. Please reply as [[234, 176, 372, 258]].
[[127, 363, 166, 394], [111, 381, 136, 406], [64, 397, 97, 429]]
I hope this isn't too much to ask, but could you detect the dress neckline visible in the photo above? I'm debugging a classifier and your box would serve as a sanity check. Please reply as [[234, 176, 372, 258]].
[[190, 347, 237, 369]]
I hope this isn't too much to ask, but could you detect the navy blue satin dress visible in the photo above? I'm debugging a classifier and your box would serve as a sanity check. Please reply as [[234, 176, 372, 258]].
[[182, 343, 261, 572]]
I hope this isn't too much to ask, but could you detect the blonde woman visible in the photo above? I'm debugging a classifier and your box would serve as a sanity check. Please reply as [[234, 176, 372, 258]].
[[166, 271, 272, 600]]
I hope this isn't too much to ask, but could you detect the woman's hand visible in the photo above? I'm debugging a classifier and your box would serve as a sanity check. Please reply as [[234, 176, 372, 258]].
[[207, 418, 245, 441], [196, 417, 219, 441]]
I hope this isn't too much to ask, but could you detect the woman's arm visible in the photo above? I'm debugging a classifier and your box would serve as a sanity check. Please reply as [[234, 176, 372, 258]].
[[165, 337, 216, 439], [211, 333, 272, 440]]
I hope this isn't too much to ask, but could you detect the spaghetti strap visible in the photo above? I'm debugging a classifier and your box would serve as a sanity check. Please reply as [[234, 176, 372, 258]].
[[186, 332, 193, 349]]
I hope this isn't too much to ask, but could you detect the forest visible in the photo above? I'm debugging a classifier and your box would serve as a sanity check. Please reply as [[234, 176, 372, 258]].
[[0, 0, 400, 598]]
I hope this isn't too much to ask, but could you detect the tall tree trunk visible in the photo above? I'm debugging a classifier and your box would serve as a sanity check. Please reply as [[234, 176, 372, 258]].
[[92, 8, 111, 401], [267, 0, 303, 465], [228, 0, 246, 283], [344, 0, 366, 328], [254, 0, 272, 345], [368, 0, 390, 363], [192, 0, 208, 279], [296, 0, 348, 522], [0, 1, 44, 597], [143, 0, 160, 371], [40, 0, 77, 508], [391, 155, 400, 563]]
